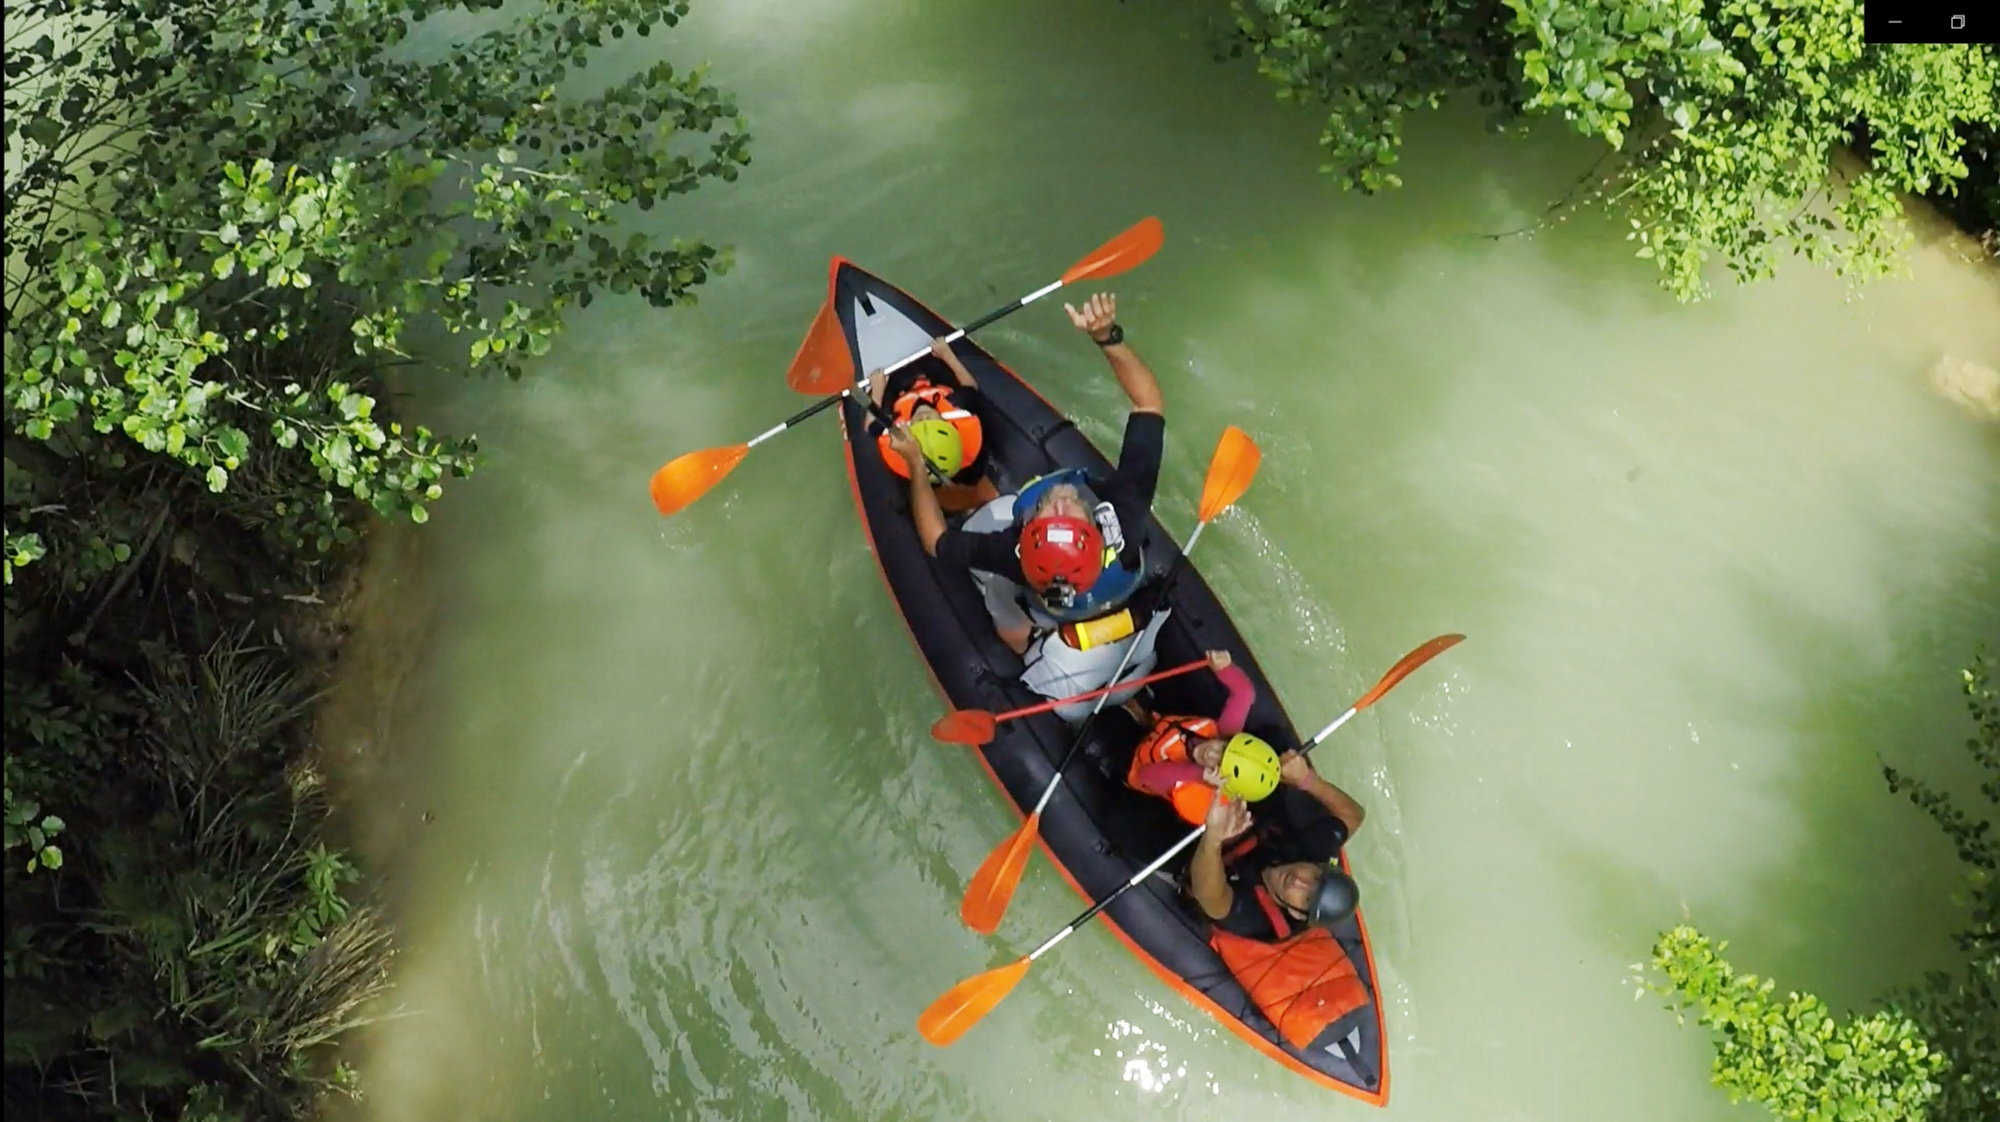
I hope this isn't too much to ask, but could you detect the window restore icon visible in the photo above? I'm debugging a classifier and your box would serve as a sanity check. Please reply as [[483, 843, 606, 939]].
[[1951, 14, 1965, 29]]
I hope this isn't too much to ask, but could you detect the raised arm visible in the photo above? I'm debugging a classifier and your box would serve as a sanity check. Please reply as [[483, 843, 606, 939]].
[[887, 427, 948, 555], [1066, 293, 1162, 415], [1133, 759, 1206, 798], [930, 337, 978, 389], [1188, 793, 1253, 920], [1207, 651, 1257, 737], [1279, 752, 1366, 838]]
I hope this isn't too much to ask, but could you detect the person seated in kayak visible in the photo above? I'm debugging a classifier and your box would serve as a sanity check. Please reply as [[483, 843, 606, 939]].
[[864, 336, 998, 513], [1188, 755, 1367, 939], [1184, 771, 1376, 1057], [1122, 649, 1287, 825], [892, 292, 1164, 656]]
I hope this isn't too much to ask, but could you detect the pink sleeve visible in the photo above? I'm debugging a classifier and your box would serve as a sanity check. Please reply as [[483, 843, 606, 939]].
[[1134, 760, 1207, 797], [1215, 663, 1257, 736]]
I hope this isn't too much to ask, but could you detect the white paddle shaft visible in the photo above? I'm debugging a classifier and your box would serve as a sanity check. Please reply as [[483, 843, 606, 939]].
[[1027, 824, 1207, 961]]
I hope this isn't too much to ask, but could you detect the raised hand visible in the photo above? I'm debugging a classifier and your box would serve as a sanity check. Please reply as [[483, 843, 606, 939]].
[[885, 425, 924, 470], [1063, 292, 1118, 342], [1204, 790, 1253, 842], [1279, 750, 1317, 791]]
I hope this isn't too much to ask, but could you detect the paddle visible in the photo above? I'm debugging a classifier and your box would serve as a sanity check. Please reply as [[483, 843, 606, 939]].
[[931, 658, 1210, 747], [957, 426, 1261, 936], [918, 631, 1466, 1047], [1299, 632, 1464, 745], [648, 217, 1166, 516]]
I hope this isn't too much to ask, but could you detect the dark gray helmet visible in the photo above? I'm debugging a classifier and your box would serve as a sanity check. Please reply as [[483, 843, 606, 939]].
[[1308, 864, 1360, 927]]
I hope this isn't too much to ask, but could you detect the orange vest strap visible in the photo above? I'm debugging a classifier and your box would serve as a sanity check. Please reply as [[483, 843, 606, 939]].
[[1252, 884, 1295, 941]]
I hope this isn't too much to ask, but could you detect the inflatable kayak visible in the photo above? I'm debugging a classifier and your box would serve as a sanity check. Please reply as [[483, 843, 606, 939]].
[[827, 259, 1390, 1104]]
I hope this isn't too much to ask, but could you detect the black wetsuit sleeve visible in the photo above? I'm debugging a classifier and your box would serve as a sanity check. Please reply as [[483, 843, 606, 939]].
[[934, 526, 1023, 582], [1097, 411, 1164, 567]]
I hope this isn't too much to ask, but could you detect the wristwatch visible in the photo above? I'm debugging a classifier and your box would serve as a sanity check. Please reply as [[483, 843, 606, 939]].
[[1094, 323, 1125, 348]]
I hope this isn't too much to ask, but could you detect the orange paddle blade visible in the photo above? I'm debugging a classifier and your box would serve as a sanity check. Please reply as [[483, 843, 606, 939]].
[[1058, 217, 1165, 285], [932, 709, 998, 746], [649, 444, 750, 516], [1355, 634, 1465, 709], [960, 812, 1040, 935], [784, 299, 854, 395], [918, 956, 1032, 1047], [1197, 425, 1261, 522]]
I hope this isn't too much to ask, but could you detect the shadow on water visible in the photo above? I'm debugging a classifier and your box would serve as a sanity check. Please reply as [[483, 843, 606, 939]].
[[1693, 582, 1996, 1004], [1551, 522, 1998, 1015]]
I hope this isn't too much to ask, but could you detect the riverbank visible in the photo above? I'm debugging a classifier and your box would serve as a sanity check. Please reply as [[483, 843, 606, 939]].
[[312, 517, 445, 877], [2, 328, 398, 1119]]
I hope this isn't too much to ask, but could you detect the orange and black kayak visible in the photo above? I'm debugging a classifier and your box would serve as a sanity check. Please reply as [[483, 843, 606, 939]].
[[826, 258, 1390, 1105]]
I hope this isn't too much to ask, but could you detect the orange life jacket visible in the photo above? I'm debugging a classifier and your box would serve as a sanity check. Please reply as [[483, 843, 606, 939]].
[[1210, 885, 1371, 1050], [874, 380, 983, 481], [1126, 716, 1219, 825]]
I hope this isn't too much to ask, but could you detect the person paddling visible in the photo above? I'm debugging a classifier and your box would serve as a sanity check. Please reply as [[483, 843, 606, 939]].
[[889, 292, 1167, 716], [865, 336, 998, 513], [1123, 650, 1285, 824], [1183, 763, 1375, 1061], [1189, 759, 1367, 938]]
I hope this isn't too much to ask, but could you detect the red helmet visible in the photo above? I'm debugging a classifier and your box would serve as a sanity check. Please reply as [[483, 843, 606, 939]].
[[1018, 514, 1104, 595]]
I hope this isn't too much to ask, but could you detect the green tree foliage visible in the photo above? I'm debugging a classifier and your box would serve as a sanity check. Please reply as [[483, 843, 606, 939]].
[[1646, 926, 1945, 1121], [1223, 0, 1517, 194], [1931, 117, 2000, 253], [1883, 657, 1998, 1120], [5, 0, 750, 562], [1227, 0, 2000, 298], [3, 2, 747, 1117]]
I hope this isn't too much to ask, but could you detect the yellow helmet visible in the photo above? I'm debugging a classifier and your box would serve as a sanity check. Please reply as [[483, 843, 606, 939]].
[[909, 418, 964, 477], [1217, 733, 1281, 802]]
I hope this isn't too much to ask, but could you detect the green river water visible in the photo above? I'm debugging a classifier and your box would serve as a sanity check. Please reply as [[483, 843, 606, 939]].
[[320, 2, 2000, 1119]]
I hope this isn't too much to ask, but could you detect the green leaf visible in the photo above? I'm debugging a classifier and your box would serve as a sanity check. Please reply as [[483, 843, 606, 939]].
[[215, 426, 249, 460]]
